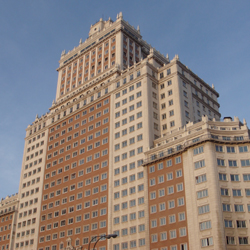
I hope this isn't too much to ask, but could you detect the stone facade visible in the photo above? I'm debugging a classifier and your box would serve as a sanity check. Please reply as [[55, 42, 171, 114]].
[[10, 13, 249, 250]]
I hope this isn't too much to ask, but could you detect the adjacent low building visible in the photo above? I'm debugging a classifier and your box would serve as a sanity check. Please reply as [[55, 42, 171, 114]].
[[143, 116, 250, 249], [0, 193, 19, 250]]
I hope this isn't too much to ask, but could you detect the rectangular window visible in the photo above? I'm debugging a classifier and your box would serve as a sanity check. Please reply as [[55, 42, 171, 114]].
[[195, 159, 205, 169], [201, 237, 213, 247], [241, 159, 250, 167], [193, 146, 203, 155], [230, 174, 239, 181], [221, 188, 229, 196], [216, 145, 223, 152], [235, 204, 244, 212], [198, 204, 210, 214], [197, 189, 208, 199], [222, 204, 231, 212], [239, 146, 248, 152]]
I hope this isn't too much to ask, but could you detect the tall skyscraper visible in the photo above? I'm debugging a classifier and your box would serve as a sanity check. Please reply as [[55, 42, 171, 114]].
[[5, 13, 249, 250]]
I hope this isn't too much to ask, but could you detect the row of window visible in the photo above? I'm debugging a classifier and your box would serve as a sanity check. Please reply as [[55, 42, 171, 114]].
[[0, 214, 13, 223], [16, 228, 35, 238], [226, 236, 248, 245], [150, 213, 186, 230], [219, 173, 250, 182], [224, 219, 248, 228], [222, 203, 250, 212], [221, 187, 250, 197], [149, 157, 182, 173], [0, 224, 11, 232], [41, 207, 107, 224], [151, 228, 186, 243], [17, 218, 36, 228], [22, 176, 40, 189], [149, 170, 183, 185], [40, 219, 107, 234], [19, 208, 37, 218], [149, 183, 184, 199], [43, 196, 107, 214], [20, 197, 38, 209], [20, 187, 39, 198], [216, 145, 248, 154], [150, 198, 185, 213], [217, 158, 250, 167]]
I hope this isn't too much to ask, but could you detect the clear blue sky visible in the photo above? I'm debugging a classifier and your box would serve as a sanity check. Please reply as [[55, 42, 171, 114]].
[[0, 0, 250, 198]]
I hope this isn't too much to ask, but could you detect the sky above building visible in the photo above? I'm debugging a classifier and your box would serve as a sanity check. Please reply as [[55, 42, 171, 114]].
[[0, 0, 249, 199]]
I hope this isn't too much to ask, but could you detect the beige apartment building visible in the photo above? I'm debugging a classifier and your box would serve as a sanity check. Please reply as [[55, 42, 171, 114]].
[[0, 194, 19, 250], [144, 116, 250, 250], [6, 12, 249, 250]]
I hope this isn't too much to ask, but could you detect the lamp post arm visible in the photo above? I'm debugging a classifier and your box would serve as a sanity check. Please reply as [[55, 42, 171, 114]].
[[88, 236, 98, 250], [93, 236, 104, 250]]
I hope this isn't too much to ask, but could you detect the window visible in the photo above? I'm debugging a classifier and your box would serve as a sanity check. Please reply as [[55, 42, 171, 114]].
[[216, 145, 223, 152], [198, 204, 210, 214], [230, 174, 239, 181], [221, 188, 229, 196], [217, 159, 225, 166], [170, 230, 176, 239], [197, 189, 208, 199], [246, 189, 250, 196], [201, 237, 213, 247], [222, 204, 231, 212], [175, 156, 181, 164], [199, 221, 211, 231], [241, 159, 250, 167], [239, 237, 248, 245], [139, 238, 145, 246], [237, 220, 246, 228], [168, 200, 175, 209], [195, 159, 205, 169], [219, 173, 227, 181], [227, 146, 235, 153], [233, 189, 242, 196], [235, 204, 244, 212], [224, 220, 233, 228], [193, 146, 203, 155], [239, 146, 248, 152]]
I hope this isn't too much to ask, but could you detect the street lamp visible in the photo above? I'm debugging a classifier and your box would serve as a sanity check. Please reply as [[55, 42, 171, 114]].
[[88, 234, 117, 250]]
